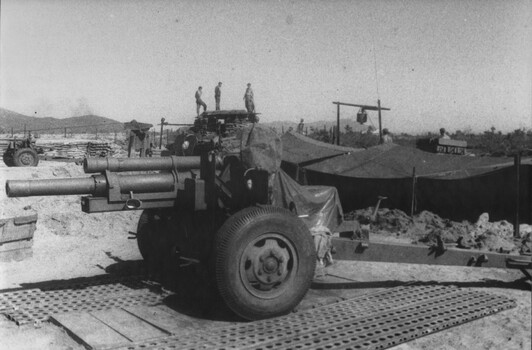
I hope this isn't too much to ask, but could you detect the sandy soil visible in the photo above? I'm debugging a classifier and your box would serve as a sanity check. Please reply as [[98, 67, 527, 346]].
[[0, 160, 530, 350]]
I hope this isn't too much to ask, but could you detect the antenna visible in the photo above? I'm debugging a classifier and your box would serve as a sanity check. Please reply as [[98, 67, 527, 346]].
[[369, 13, 380, 100]]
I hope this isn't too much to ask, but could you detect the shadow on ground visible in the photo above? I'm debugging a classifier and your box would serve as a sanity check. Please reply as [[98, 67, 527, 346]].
[[5, 257, 529, 325], [312, 275, 532, 291], [8, 257, 238, 322]]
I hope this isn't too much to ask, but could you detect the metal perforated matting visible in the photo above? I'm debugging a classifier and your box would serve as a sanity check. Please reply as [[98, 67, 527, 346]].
[[1, 280, 516, 350], [0, 275, 168, 325], [112, 284, 516, 350]]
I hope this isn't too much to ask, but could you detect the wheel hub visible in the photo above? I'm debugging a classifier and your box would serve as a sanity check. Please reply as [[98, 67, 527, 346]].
[[253, 245, 288, 285], [263, 257, 278, 273], [241, 235, 296, 298], [20, 153, 34, 166]]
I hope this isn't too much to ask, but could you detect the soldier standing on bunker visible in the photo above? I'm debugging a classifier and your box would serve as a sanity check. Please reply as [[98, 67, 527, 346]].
[[215, 82, 222, 111], [382, 128, 393, 143], [195, 86, 207, 116], [297, 118, 305, 134], [243, 83, 255, 113]]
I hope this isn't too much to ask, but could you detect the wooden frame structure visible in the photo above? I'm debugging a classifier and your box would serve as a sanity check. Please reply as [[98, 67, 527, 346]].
[[332, 100, 390, 144]]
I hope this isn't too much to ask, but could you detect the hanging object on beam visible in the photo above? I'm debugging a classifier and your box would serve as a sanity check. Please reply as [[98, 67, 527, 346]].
[[356, 108, 368, 124]]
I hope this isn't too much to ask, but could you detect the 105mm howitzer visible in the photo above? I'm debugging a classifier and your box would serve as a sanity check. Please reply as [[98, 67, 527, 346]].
[[6, 126, 317, 320], [7, 156, 202, 212]]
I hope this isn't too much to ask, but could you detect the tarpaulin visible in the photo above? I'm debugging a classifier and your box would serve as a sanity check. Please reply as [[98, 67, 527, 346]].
[[281, 131, 359, 166], [303, 143, 515, 179], [239, 124, 282, 174], [272, 169, 343, 232]]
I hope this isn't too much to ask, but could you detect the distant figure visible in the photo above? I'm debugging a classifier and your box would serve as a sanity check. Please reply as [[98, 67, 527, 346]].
[[195, 86, 207, 115], [297, 119, 305, 134], [382, 128, 393, 143], [243, 83, 255, 113], [439, 128, 451, 139], [28, 132, 36, 144], [215, 82, 222, 111]]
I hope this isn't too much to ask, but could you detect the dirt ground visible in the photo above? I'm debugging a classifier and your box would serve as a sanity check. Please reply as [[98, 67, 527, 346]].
[[0, 160, 530, 350]]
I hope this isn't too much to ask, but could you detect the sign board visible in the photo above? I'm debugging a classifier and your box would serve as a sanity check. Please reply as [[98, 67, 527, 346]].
[[436, 138, 467, 155]]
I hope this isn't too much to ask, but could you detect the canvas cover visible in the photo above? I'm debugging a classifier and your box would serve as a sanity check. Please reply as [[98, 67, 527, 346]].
[[238, 124, 282, 174], [281, 131, 358, 166], [271, 169, 343, 231], [304, 143, 514, 179], [232, 126, 344, 232]]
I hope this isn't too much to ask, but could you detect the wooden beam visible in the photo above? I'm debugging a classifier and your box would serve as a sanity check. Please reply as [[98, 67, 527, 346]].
[[332, 101, 390, 111]]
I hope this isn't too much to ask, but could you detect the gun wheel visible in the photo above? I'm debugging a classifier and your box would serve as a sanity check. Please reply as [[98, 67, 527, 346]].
[[215, 206, 316, 320], [136, 209, 173, 270], [13, 148, 39, 167], [3, 151, 15, 167]]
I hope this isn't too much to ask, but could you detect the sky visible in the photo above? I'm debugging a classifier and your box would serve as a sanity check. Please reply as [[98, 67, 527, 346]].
[[1, 0, 531, 134]]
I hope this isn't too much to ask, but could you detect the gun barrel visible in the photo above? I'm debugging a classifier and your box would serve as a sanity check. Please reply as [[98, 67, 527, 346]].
[[6, 173, 176, 198], [84, 156, 201, 173]]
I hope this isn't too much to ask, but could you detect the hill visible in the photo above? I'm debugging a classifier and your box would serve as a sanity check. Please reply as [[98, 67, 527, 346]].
[[0, 108, 124, 134]]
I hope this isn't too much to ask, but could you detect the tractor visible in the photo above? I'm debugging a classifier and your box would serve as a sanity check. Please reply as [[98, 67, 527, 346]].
[[2, 135, 40, 167]]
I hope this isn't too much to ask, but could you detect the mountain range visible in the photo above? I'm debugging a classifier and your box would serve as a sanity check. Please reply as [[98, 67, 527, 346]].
[[0, 108, 125, 134], [0, 107, 371, 135]]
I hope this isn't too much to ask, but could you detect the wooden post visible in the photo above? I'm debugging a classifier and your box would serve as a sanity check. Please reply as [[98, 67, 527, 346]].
[[166, 129, 169, 147], [514, 153, 521, 238], [127, 132, 133, 158], [24, 124, 27, 137], [378, 99, 383, 144], [336, 103, 340, 145], [282, 125, 284, 134], [410, 167, 416, 218], [159, 118, 165, 149], [64, 127, 67, 138]]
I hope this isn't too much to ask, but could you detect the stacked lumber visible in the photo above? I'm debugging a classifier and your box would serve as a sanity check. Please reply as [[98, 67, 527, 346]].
[[87, 142, 112, 157], [41, 142, 88, 158], [0, 137, 153, 160], [37, 140, 127, 159]]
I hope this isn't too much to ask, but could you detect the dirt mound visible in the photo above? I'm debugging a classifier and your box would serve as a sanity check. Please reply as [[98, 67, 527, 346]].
[[346, 208, 527, 254]]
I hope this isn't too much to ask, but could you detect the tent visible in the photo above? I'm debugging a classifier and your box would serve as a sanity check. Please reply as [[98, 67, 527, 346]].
[[280, 132, 531, 223]]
